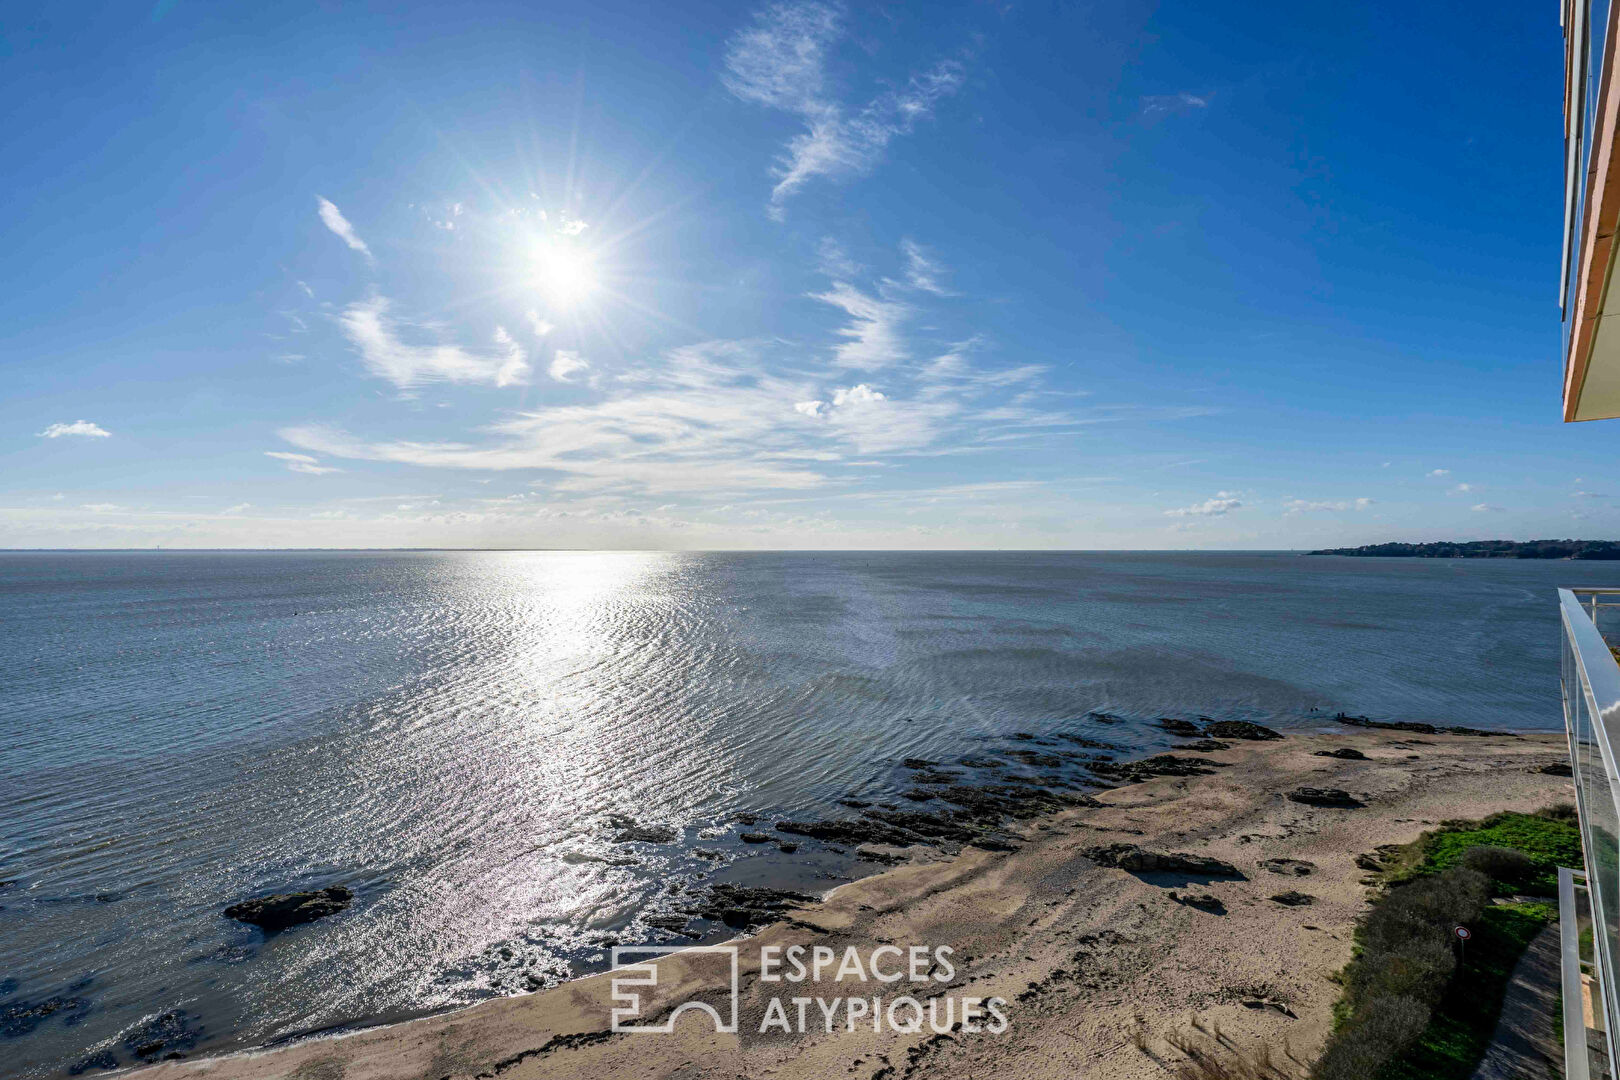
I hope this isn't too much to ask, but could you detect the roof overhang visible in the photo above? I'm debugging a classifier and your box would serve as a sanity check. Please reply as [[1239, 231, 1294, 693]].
[[1566, 0, 1620, 421]]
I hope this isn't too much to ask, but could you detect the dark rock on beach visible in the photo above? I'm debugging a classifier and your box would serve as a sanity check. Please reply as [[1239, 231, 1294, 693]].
[[1258, 858, 1316, 876], [1540, 761, 1574, 776], [1082, 844, 1243, 878], [1270, 891, 1314, 906], [223, 886, 352, 933], [1287, 787, 1364, 808], [1170, 891, 1227, 914], [1314, 748, 1367, 760], [1088, 755, 1228, 782], [1203, 720, 1283, 741], [1175, 739, 1231, 752]]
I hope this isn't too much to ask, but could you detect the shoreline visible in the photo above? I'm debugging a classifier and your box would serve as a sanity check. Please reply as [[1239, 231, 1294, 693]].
[[126, 727, 1575, 1080]]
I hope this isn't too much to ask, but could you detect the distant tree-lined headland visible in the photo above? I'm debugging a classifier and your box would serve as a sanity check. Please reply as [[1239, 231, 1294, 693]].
[[1308, 540, 1620, 559]]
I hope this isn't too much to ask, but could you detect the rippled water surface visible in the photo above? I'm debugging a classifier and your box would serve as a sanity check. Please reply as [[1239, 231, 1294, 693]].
[[1, 550, 1610, 1076]]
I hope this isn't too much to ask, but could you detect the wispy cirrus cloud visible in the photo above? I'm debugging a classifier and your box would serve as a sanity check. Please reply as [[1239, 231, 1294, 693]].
[[548, 350, 590, 383], [340, 296, 529, 390], [898, 239, 952, 295], [809, 281, 910, 369], [265, 451, 341, 475], [723, 1, 966, 217], [39, 420, 111, 438], [1284, 497, 1374, 514], [316, 197, 373, 262], [1141, 91, 1209, 117]]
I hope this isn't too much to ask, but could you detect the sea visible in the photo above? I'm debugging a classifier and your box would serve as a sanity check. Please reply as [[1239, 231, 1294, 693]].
[[0, 549, 1608, 1077]]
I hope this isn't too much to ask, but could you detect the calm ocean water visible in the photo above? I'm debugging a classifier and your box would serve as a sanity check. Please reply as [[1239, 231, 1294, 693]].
[[0, 549, 1608, 1076]]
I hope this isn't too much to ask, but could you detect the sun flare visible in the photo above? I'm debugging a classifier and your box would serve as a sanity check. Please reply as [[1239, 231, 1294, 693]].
[[531, 240, 599, 307]]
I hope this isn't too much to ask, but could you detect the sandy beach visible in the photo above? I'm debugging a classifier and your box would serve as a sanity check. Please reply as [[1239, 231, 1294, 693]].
[[129, 728, 1573, 1080]]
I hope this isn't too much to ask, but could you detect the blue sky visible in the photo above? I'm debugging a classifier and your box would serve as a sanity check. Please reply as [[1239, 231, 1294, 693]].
[[0, 0, 1600, 549]]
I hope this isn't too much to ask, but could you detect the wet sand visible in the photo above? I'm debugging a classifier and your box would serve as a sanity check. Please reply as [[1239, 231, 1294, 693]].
[[130, 729, 1573, 1080]]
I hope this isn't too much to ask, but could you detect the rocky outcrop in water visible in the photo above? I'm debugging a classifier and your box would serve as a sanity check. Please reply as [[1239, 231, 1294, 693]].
[[608, 815, 678, 844], [223, 886, 352, 932]]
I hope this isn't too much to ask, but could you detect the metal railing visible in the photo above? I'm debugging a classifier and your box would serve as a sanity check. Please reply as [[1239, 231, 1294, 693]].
[[1559, 587, 1620, 1075]]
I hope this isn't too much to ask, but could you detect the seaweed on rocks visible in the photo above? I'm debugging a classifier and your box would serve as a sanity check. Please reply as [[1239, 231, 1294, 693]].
[[1175, 739, 1232, 752], [1002, 749, 1063, 768], [686, 884, 819, 930], [1315, 748, 1368, 760], [1203, 720, 1283, 741], [1087, 755, 1228, 782], [1157, 718, 1203, 737], [1329, 712, 1498, 737]]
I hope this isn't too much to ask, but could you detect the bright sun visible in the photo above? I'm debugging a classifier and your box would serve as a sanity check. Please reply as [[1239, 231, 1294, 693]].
[[532, 240, 599, 307]]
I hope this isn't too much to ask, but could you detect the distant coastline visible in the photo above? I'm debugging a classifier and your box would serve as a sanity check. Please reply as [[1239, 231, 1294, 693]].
[[1308, 539, 1620, 559]]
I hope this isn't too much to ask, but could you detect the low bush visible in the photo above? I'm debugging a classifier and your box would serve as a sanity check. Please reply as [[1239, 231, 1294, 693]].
[[1461, 845, 1539, 883], [1313, 996, 1431, 1080]]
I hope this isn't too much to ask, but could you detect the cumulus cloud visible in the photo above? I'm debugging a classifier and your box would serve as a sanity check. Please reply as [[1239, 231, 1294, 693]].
[[1451, 482, 1472, 493], [265, 450, 341, 475], [38, 420, 111, 438], [1166, 492, 1243, 517], [1428, 468, 1450, 477], [548, 350, 591, 383], [316, 197, 373, 261], [340, 296, 529, 389], [1471, 503, 1504, 512], [723, 1, 966, 216]]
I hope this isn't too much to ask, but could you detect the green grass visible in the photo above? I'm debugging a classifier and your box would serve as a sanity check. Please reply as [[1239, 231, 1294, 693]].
[[1386, 810, 1582, 896], [1374, 902, 1556, 1080]]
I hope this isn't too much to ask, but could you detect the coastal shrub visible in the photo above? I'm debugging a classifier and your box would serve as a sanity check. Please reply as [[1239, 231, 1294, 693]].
[[1314, 806, 1580, 1080], [1460, 845, 1538, 884], [1348, 868, 1488, 1009], [1312, 996, 1430, 1080], [1537, 802, 1577, 824]]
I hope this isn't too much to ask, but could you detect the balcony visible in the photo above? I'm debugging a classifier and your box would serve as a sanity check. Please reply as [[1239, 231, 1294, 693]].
[[1558, 587, 1620, 1075]]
